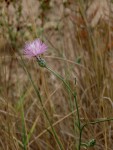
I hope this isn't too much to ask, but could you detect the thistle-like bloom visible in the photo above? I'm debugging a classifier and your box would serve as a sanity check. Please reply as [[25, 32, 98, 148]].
[[23, 39, 48, 58]]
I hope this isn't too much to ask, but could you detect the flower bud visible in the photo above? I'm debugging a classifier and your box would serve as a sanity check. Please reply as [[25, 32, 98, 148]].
[[88, 139, 96, 147], [37, 57, 47, 68]]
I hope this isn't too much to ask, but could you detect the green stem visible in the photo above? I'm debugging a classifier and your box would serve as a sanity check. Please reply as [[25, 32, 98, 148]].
[[46, 66, 71, 92], [21, 57, 64, 150], [79, 118, 113, 150], [45, 66, 81, 149], [82, 118, 113, 130], [78, 127, 82, 150]]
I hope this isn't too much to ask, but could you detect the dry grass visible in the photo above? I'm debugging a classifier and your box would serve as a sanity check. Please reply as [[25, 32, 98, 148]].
[[0, 0, 113, 150]]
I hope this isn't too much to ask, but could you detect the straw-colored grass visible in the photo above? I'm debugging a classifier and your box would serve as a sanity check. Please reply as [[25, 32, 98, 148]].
[[0, 0, 113, 149]]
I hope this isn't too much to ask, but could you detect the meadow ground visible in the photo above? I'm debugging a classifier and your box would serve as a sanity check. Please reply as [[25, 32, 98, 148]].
[[0, 0, 113, 150]]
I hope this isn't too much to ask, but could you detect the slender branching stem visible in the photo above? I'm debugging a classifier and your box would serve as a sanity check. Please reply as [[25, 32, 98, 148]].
[[45, 65, 81, 149]]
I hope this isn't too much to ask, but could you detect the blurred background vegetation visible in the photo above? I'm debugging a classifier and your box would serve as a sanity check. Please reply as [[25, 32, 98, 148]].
[[0, 0, 113, 149]]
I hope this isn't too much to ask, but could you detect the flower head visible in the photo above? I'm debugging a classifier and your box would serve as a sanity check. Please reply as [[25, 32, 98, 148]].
[[23, 39, 48, 58]]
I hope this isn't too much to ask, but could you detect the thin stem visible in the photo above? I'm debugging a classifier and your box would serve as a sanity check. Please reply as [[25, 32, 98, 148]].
[[78, 127, 82, 150], [78, 118, 113, 150], [46, 66, 71, 92], [82, 118, 113, 131], [21, 57, 64, 150], [45, 65, 81, 149], [45, 63, 113, 150]]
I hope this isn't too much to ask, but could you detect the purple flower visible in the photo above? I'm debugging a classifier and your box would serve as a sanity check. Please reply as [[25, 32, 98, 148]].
[[23, 39, 48, 58]]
